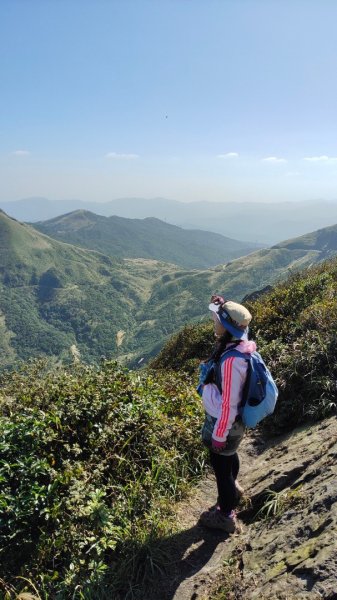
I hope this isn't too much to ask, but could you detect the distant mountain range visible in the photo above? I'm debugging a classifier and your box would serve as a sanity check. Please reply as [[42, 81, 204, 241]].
[[2, 208, 337, 368], [32, 210, 262, 269], [2, 196, 337, 244], [0, 209, 183, 367]]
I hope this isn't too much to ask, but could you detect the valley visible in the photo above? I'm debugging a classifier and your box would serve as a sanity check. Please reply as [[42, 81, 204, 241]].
[[1, 208, 337, 368]]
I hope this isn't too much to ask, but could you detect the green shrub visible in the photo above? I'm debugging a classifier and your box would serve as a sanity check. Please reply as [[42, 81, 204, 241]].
[[245, 263, 337, 434], [149, 322, 214, 373], [0, 360, 204, 598]]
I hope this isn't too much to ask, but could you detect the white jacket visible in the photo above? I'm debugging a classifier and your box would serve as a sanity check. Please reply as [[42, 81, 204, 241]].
[[202, 340, 256, 443]]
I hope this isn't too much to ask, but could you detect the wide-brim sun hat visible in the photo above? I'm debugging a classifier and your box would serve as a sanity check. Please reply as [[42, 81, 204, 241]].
[[209, 300, 252, 340]]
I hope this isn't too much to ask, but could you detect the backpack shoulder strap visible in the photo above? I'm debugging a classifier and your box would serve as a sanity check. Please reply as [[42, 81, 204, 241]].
[[215, 345, 251, 392]]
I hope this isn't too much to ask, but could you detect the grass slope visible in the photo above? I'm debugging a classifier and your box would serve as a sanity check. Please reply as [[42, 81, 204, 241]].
[[33, 210, 261, 269], [2, 210, 337, 368], [128, 245, 323, 365], [274, 222, 337, 252], [0, 210, 178, 367]]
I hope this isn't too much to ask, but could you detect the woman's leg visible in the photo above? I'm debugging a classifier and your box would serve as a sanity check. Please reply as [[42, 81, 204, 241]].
[[231, 452, 240, 481], [209, 451, 240, 514]]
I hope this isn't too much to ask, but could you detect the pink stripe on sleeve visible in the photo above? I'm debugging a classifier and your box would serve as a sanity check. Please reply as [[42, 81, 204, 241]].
[[215, 356, 234, 438]]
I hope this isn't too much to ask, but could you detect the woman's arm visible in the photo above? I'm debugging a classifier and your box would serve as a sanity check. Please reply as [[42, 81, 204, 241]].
[[211, 357, 247, 449]]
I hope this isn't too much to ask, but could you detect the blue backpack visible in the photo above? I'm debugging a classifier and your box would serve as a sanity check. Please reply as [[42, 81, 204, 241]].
[[197, 348, 278, 428]]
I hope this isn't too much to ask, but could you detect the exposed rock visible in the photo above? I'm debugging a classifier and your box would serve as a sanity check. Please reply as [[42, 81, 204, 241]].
[[229, 417, 337, 599], [159, 417, 337, 600]]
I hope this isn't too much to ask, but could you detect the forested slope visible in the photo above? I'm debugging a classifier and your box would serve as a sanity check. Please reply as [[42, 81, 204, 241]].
[[2, 209, 337, 369]]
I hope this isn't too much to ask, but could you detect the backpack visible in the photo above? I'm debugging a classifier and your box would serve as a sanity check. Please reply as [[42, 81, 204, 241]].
[[197, 348, 278, 428]]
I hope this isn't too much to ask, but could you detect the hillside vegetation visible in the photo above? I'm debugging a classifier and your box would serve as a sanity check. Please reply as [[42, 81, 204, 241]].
[[0, 210, 179, 367], [0, 360, 204, 599], [274, 222, 337, 253], [1, 256, 337, 598], [2, 209, 337, 369], [33, 210, 261, 269]]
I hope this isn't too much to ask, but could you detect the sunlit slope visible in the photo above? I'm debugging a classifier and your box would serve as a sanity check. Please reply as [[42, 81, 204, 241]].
[[273, 223, 337, 252], [129, 245, 322, 363], [144, 222, 337, 334], [2, 209, 337, 367], [0, 210, 178, 365], [33, 210, 261, 269]]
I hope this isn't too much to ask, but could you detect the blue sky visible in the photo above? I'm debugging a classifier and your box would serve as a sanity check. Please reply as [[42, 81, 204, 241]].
[[2, 0, 337, 203]]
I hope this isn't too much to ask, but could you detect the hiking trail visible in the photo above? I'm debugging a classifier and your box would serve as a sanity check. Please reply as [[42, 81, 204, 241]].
[[148, 417, 337, 600]]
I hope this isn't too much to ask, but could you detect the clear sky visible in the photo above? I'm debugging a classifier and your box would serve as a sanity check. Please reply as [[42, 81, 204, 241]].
[[2, 0, 337, 203]]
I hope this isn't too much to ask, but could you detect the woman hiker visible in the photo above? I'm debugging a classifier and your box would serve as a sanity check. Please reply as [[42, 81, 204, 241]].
[[198, 295, 256, 533]]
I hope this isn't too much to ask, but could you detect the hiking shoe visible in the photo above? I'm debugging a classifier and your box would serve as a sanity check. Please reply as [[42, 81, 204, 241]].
[[199, 508, 236, 533]]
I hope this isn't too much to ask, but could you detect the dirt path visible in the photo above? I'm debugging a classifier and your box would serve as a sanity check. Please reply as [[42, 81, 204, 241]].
[[147, 436, 259, 600], [148, 418, 337, 600]]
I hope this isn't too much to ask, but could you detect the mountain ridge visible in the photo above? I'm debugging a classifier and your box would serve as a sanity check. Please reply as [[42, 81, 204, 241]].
[[2, 210, 337, 367], [32, 210, 262, 269], [3, 196, 337, 243]]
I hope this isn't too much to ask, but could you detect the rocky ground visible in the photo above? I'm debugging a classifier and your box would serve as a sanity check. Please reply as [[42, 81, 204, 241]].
[[148, 416, 337, 600]]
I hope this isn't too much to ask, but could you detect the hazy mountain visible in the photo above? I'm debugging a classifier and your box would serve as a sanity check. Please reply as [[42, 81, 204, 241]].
[[32, 210, 262, 269], [2, 196, 337, 244], [99, 198, 337, 245], [2, 209, 337, 368]]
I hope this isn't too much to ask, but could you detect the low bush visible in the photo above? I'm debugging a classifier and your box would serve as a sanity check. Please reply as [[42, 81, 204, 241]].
[[0, 360, 204, 599], [246, 263, 337, 434]]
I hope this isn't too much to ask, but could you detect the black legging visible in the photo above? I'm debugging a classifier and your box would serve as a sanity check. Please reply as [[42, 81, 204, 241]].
[[209, 451, 240, 514]]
